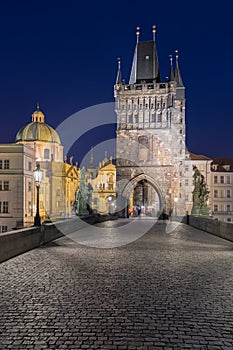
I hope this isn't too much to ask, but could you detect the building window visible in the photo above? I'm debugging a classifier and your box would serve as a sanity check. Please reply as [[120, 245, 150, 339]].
[[28, 162, 32, 171], [226, 176, 231, 184], [4, 160, 9, 169], [226, 190, 231, 198], [214, 204, 218, 212], [185, 166, 189, 172], [44, 149, 50, 160], [227, 218, 231, 222], [28, 201, 32, 215], [138, 136, 149, 161], [0, 226, 7, 233], [0, 201, 9, 214], [226, 204, 231, 212], [28, 181, 32, 192], [128, 114, 133, 123], [185, 179, 189, 186], [220, 176, 224, 184], [0, 160, 2, 169], [151, 113, 156, 122], [185, 195, 189, 202], [214, 176, 218, 184], [157, 113, 162, 123], [214, 190, 218, 198], [3, 181, 9, 191]]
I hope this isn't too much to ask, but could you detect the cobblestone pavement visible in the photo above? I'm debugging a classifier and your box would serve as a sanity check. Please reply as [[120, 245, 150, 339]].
[[0, 221, 233, 350]]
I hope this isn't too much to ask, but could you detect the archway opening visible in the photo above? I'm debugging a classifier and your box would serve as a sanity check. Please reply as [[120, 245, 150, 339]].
[[128, 180, 161, 217]]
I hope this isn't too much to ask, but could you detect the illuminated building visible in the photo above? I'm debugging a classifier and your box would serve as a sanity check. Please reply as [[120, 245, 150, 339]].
[[114, 26, 188, 217]]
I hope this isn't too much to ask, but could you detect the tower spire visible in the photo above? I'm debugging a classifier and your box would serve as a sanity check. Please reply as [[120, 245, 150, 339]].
[[129, 25, 160, 84], [88, 147, 95, 169], [152, 25, 156, 41], [174, 50, 184, 87], [136, 26, 140, 43], [116, 58, 122, 84], [169, 55, 175, 81]]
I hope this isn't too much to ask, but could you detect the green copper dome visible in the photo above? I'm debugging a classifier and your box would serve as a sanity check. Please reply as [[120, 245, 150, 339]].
[[15, 105, 61, 144]]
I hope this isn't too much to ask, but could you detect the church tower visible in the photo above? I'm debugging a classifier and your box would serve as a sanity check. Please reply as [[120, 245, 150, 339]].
[[114, 26, 187, 217]]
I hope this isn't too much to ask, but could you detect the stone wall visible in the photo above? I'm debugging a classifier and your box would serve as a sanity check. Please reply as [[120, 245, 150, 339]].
[[0, 215, 117, 264], [189, 216, 233, 242], [0, 223, 64, 263]]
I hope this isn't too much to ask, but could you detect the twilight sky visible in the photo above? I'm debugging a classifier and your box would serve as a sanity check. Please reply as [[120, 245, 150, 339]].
[[0, 0, 232, 164]]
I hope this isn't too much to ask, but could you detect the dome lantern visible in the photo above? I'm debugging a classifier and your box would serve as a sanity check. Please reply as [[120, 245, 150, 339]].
[[32, 103, 45, 123]]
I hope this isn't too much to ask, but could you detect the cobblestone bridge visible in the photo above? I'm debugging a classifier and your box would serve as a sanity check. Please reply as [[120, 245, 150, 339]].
[[0, 220, 233, 349]]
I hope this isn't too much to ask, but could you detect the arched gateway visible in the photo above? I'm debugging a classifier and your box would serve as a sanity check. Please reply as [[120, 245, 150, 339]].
[[121, 174, 164, 217]]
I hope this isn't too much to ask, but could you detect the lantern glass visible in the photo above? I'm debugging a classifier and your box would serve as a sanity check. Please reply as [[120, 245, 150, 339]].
[[33, 164, 43, 183]]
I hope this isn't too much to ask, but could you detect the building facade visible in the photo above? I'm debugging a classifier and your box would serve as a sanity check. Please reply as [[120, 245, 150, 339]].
[[88, 157, 116, 215], [210, 158, 233, 222], [114, 27, 188, 217], [0, 144, 35, 231], [15, 105, 79, 222]]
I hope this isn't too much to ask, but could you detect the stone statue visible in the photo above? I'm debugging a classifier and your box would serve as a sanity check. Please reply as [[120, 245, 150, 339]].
[[75, 167, 92, 216], [191, 166, 210, 216]]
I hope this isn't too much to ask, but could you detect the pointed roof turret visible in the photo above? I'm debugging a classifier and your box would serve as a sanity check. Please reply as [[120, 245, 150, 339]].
[[116, 58, 122, 84], [174, 50, 184, 87], [103, 150, 108, 164], [129, 25, 160, 84], [169, 55, 175, 81], [88, 147, 95, 169]]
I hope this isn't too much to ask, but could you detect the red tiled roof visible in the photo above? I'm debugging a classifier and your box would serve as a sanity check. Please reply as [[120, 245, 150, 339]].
[[189, 152, 212, 161]]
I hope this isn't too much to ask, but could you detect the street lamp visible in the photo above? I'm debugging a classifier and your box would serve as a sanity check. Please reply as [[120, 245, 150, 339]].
[[33, 163, 43, 226]]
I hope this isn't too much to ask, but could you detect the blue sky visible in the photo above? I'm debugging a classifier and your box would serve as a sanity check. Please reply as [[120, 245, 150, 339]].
[[0, 0, 232, 164]]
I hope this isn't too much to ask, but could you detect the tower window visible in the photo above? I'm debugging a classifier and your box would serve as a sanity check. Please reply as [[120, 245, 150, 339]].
[[138, 136, 149, 161], [145, 55, 150, 60], [157, 113, 162, 123]]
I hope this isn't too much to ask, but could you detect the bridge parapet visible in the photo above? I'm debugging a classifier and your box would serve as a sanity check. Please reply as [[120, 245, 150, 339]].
[[189, 216, 233, 242]]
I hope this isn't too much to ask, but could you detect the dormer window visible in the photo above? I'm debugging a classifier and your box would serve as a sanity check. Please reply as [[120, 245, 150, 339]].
[[223, 165, 230, 171], [212, 164, 218, 171]]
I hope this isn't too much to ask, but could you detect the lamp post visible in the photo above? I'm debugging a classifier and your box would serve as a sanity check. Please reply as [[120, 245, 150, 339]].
[[33, 163, 43, 226]]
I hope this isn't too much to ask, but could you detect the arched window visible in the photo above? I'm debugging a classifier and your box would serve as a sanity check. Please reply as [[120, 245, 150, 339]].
[[138, 136, 149, 161], [44, 149, 50, 160]]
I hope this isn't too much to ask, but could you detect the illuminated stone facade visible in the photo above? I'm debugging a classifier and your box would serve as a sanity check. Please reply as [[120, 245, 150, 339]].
[[114, 29, 188, 217], [87, 158, 116, 215], [0, 144, 35, 231], [15, 106, 79, 221]]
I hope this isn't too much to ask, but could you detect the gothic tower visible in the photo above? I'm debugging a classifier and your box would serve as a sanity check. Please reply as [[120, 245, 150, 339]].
[[114, 26, 187, 217]]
